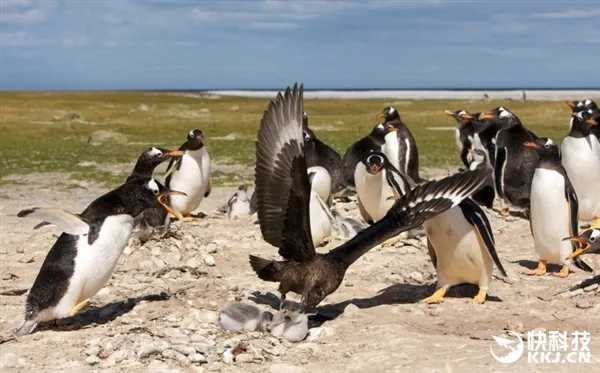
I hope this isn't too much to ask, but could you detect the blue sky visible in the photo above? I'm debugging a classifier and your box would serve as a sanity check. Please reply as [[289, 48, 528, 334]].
[[1, 0, 599, 90]]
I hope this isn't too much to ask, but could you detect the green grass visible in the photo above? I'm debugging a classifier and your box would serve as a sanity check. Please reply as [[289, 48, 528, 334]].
[[1, 91, 596, 188]]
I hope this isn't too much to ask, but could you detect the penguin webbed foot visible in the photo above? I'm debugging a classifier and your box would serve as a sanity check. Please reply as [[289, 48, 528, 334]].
[[551, 266, 569, 278], [472, 288, 487, 304], [69, 298, 91, 317], [421, 287, 447, 304], [525, 260, 547, 276]]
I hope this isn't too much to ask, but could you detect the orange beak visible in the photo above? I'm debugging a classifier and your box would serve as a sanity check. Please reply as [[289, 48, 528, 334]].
[[444, 110, 455, 117], [165, 150, 185, 157], [566, 101, 577, 108], [461, 114, 473, 119], [586, 119, 597, 126], [479, 112, 494, 120], [196, 134, 204, 141], [376, 113, 386, 119], [562, 236, 590, 259], [388, 127, 399, 132], [523, 141, 540, 149]]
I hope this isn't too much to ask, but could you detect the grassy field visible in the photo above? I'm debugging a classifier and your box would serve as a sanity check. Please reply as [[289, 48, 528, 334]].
[[0, 91, 595, 188]]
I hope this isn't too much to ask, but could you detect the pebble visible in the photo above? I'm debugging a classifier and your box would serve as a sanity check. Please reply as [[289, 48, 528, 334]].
[[505, 319, 525, 333], [172, 344, 197, 356], [151, 246, 161, 256], [307, 327, 335, 341], [222, 349, 234, 365], [186, 257, 202, 269], [1, 353, 20, 369], [410, 271, 424, 283], [107, 350, 128, 364], [206, 243, 218, 254], [206, 362, 222, 372], [164, 327, 189, 341], [269, 363, 306, 373], [584, 283, 598, 292], [192, 342, 212, 355], [85, 356, 101, 366], [123, 246, 133, 256], [234, 353, 253, 363], [137, 343, 162, 358], [296, 342, 320, 354], [162, 349, 189, 364], [343, 303, 360, 317], [203, 255, 216, 267], [151, 257, 166, 271], [147, 359, 170, 373], [139, 260, 155, 272], [569, 288, 584, 298], [85, 347, 100, 356], [576, 298, 592, 309], [189, 353, 207, 364]]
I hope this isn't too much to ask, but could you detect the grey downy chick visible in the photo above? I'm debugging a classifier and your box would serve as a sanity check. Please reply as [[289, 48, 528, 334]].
[[219, 303, 273, 332], [226, 185, 252, 218], [331, 209, 366, 239], [268, 309, 311, 342]]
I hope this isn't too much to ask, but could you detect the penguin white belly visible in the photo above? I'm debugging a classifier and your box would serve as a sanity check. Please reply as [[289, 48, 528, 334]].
[[454, 129, 462, 150], [530, 169, 574, 265], [309, 191, 332, 247], [229, 200, 250, 218], [307, 166, 332, 203], [561, 136, 600, 222], [39, 214, 134, 321], [424, 208, 493, 289], [383, 132, 401, 172], [354, 165, 394, 222], [169, 148, 211, 215]]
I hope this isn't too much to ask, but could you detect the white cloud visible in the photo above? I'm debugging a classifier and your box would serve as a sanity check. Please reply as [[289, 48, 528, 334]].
[[0, 31, 42, 46], [531, 8, 600, 19], [2, 7, 46, 23]]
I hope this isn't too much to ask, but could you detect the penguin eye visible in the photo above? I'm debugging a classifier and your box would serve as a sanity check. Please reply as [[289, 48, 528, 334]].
[[590, 236, 596, 242], [544, 144, 550, 149]]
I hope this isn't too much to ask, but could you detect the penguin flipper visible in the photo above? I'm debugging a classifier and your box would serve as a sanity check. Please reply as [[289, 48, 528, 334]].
[[204, 177, 212, 198], [459, 199, 508, 277], [356, 193, 373, 225], [493, 146, 506, 199], [565, 180, 593, 273], [17, 207, 89, 236], [427, 238, 438, 270]]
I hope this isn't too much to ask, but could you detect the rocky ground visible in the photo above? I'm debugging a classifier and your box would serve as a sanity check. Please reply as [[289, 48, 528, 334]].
[[1, 172, 599, 373]]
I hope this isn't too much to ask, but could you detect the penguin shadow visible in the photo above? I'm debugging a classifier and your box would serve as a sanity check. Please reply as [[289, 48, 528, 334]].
[[36, 292, 170, 333], [249, 282, 502, 327], [515, 259, 564, 273]]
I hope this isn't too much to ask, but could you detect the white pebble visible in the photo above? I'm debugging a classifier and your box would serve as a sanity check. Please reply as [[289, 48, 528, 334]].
[[1, 353, 20, 368], [222, 349, 234, 365], [203, 255, 216, 267], [85, 356, 101, 366]]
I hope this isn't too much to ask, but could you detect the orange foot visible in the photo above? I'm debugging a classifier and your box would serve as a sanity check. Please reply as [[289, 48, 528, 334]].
[[525, 260, 547, 276], [551, 265, 569, 278]]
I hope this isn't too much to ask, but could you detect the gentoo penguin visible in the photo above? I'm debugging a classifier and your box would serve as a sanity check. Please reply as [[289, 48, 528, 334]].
[[341, 122, 398, 187], [226, 185, 252, 218], [567, 99, 598, 113], [162, 129, 212, 222], [250, 83, 491, 312], [444, 109, 481, 168], [307, 168, 333, 248], [564, 228, 600, 260], [307, 166, 332, 206], [302, 112, 346, 194], [467, 148, 496, 209], [219, 303, 273, 332], [127, 147, 184, 240], [561, 111, 600, 229], [480, 107, 538, 216], [14, 178, 184, 336], [269, 309, 310, 342], [377, 106, 421, 182], [369, 157, 507, 304], [525, 138, 593, 277]]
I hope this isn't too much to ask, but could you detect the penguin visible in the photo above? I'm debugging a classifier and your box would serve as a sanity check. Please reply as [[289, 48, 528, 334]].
[[330, 209, 366, 240], [467, 148, 496, 209], [226, 185, 252, 218], [302, 112, 346, 194], [307, 169, 333, 248], [444, 110, 482, 168], [561, 111, 600, 229], [219, 303, 274, 332], [354, 151, 422, 243], [480, 107, 538, 216], [566, 99, 598, 113], [524, 138, 593, 277], [341, 122, 398, 187], [13, 178, 184, 337], [377, 106, 421, 182], [307, 166, 332, 206], [564, 228, 600, 260], [127, 147, 184, 241], [269, 309, 310, 342], [162, 129, 212, 222]]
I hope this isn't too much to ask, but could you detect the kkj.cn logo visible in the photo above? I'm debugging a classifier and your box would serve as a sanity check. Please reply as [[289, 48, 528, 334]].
[[490, 330, 591, 364]]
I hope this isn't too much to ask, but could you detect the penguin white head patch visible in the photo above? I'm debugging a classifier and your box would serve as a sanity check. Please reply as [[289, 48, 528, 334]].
[[590, 229, 600, 241], [149, 147, 163, 157], [584, 99, 591, 106], [575, 112, 584, 120], [577, 101, 584, 108], [188, 129, 195, 138], [376, 123, 384, 130], [499, 110, 513, 118], [388, 107, 396, 115], [147, 179, 160, 195], [458, 110, 467, 116], [545, 138, 555, 146]]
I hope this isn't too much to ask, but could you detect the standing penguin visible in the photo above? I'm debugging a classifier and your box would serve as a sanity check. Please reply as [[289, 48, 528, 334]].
[[444, 109, 481, 168], [525, 138, 593, 277], [302, 112, 346, 194], [307, 169, 333, 248], [376, 107, 421, 182], [13, 178, 184, 336], [342, 122, 398, 186], [468, 148, 496, 209], [480, 108, 538, 216], [127, 147, 184, 240], [561, 111, 600, 229], [162, 129, 212, 222]]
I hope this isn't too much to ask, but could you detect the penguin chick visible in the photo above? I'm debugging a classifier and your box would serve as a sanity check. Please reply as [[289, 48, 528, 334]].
[[268, 309, 310, 342], [226, 185, 252, 218], [331, 209, 366, 239], [14, 178, 184, 337], [219, 303, 274, 332]]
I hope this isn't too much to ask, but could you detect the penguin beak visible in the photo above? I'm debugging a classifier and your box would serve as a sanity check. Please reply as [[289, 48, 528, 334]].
[[165, 150, 185, 158], [196, 134, 204, 141], [586, 119, 597, 126], [566, 101, 577, 108], [523, 142, 540, 149], [376, 113, 386, 119], [562, 236, 590, 259], [468, 148, 474, 154], [367, 164, 382, 175], [479, 112, 494, 120], [461, 114, 473, 120], [387, 127, 399, 133], [444, 110, 456, 117]]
